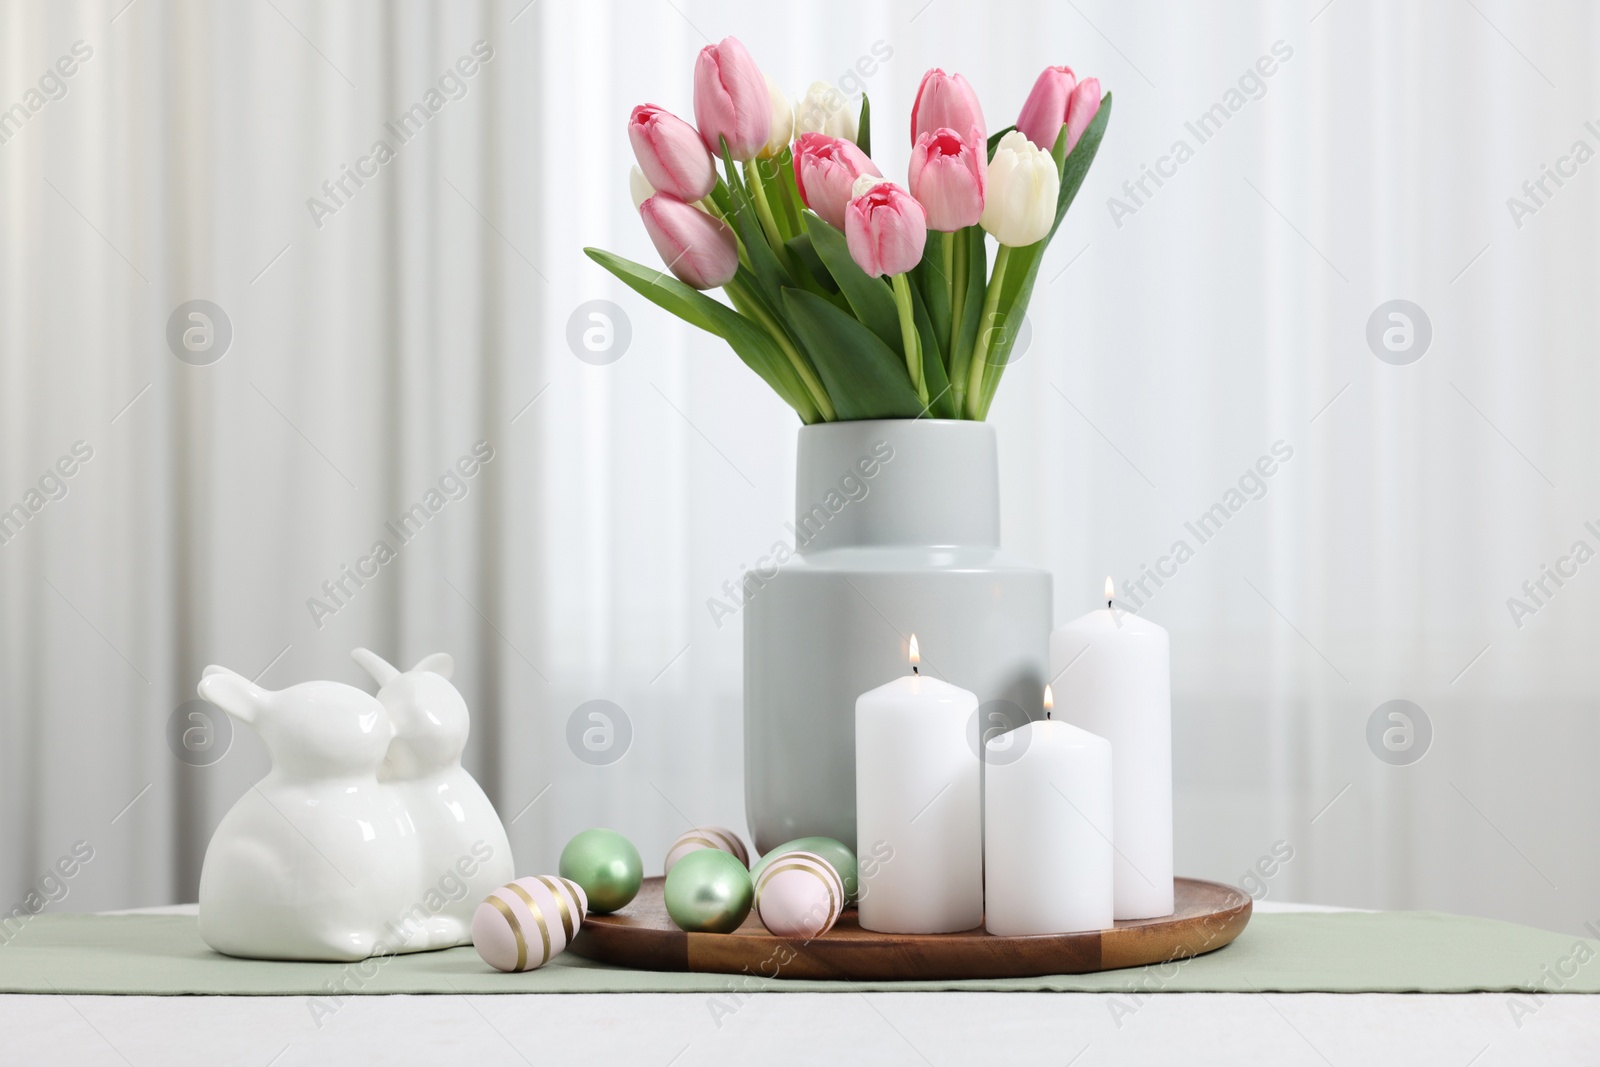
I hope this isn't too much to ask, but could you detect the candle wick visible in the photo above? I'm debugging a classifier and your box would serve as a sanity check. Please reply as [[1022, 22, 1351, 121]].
[[911, 665, 919, 676], [1107, 598, 1113, 610]]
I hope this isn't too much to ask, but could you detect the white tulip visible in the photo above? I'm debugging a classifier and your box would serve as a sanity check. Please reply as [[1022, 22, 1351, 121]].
[[758, 74, 795, 159], [851, 173, 887, 198], [979, 131, 1059, 247], [629, 165, 655, 210], [793, 80, 858, 142]]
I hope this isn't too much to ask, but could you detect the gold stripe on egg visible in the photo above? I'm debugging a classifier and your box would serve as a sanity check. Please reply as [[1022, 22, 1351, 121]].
[[505, 880, 553, 966], [705, 828, 745, 863], [757, 860, 840, 925], [486, 894, 528, 972], [535, 875, 575, 942], [676, 834, 724, 853]]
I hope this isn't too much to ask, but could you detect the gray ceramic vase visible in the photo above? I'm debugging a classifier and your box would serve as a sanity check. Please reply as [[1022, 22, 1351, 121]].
[[743, 419, 1052, 854]]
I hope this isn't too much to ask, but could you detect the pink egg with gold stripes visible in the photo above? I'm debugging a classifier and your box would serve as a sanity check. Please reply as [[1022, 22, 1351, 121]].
[[754, 850, 844, 938], [663, 826, 749, 874], [472, 876, 588, 973]]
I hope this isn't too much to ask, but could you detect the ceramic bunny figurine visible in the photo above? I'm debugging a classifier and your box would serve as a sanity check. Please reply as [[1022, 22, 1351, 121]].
[[195, 667, 422, 962], [352, 648, 514, 949]]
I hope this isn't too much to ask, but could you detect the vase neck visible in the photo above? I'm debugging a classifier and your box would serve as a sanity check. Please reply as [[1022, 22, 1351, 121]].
[[793, 420, 1000, 551]]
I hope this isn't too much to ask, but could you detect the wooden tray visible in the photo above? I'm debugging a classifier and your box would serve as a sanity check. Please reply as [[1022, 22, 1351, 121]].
[[567, 876, 1251, 980]]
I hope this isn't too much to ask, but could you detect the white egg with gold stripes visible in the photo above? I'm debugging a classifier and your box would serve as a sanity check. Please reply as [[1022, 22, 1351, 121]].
[[754, 849, 844, 938], [663, 826, 749, 874], [472, 876, 588, 973]]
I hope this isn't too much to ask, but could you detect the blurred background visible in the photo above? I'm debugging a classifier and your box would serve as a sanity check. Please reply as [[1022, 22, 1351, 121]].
[[1, 0, 1596, 934]]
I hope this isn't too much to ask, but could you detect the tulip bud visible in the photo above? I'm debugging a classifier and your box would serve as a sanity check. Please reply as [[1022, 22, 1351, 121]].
[[1015, 65, 1076, 152], [757, 74, 795, 159], [793, 132, 882, 230], [629, 104, 716, 202], [693, 36, 771, 161], [793, 80, 857, 142], [639, 193, 740, 289], [1062, 77, 1102, 156], [908, 128, 985, 231], [844, 180, 927, 278], [979, 131, 1058, 247], [629, 165, 655, 210], [1016, 67, 1101, 155], [910, 68, 985, 149]]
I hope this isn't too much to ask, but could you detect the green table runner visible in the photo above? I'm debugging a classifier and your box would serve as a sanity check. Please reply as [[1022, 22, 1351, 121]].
[[1, 911, 1596, 996]]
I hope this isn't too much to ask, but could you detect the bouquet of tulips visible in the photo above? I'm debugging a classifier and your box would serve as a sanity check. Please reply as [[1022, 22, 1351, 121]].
[[584, 36, 1110, 423]]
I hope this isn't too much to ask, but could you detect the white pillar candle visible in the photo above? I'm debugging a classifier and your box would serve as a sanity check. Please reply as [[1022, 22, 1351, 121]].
[[855, 636, 982, 934], [984, 687, 1114, 935], [1049, 579, 1173, 919]]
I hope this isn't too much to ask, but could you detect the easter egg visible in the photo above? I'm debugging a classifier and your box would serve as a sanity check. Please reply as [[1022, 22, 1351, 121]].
[[754, 849, 844, 939], [472, 875, 588, 972], [663, 848, 753, 933], [664, 826, 749, 874], [751, 836, 857, 902], [559, 829, 643, 914]]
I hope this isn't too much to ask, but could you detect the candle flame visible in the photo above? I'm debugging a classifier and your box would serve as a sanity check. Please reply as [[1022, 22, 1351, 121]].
[[1104, 576, 1115, 601], [1043, 685, 1054, 717], [908, 634, 920, 666]]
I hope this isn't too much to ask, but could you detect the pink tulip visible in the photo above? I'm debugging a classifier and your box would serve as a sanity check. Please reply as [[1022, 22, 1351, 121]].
[[1016, 67, 1102, 155], [910, 68, 985, 149], [1015, 65, 1076, 151], [629, 104, 716, 202], [639, 193, 739, 289], [908, 128, 985, 231], [693, 36, 771, 162], [793, 133, 882, 230], [1062, 77, 1102, 156], [844, 180, 927, 277]]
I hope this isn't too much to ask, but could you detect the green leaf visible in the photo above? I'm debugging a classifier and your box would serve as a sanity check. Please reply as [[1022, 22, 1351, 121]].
[[777, 145, 806, 232], [986, 124, 1016, 159], [802, 210, 903, 355], [906, 278, 956, 418], [785, 232, 837, 293], [948, 225, 987, 414], [584, 247, 813, 421], [768, 147, 802, 237], [857, 93, 871, 157], [781, 288, 926, 421], [911, 232, 953, 375], [976, 94, 1113, 416]]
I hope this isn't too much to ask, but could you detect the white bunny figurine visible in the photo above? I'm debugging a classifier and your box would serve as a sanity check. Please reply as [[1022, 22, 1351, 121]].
[[352, 648, 514, 950], [195, 667, 422, 962]]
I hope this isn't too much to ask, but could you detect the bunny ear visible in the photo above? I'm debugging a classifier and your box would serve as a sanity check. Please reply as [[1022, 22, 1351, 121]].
[[197, 667, 268, 725], [351, 648, 401, 687], [411, 652, 454, 680]]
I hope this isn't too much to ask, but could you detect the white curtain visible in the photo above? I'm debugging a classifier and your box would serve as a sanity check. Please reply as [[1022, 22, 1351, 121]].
[[1, 0, 1595, 935]]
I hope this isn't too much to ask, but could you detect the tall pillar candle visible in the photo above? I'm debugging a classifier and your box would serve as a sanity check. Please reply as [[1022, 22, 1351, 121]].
[[855, 636, 982, 934], [984, 687, 1114, 935], [1049, 580, 1173, 919]]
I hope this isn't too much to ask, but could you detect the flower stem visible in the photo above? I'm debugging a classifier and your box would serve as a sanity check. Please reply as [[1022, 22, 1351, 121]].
[[965, 244, 1012, 420], [946, 231, 965, 378], [742, 161, 786, 253], [891, 273, 929, 406]]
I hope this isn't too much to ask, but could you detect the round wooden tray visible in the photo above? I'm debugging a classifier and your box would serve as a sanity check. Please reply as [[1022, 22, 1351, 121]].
[[567, 876, 1251, 980]]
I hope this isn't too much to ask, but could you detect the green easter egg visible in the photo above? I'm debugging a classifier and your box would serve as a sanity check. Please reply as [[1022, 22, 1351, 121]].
[[752, 837, 857, 902], [559, 828, 643, 914], [664, 849, 753, 933]]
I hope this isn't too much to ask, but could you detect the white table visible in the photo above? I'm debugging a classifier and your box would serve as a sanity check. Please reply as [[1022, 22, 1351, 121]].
[[3, 903, 1593, 1066]]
